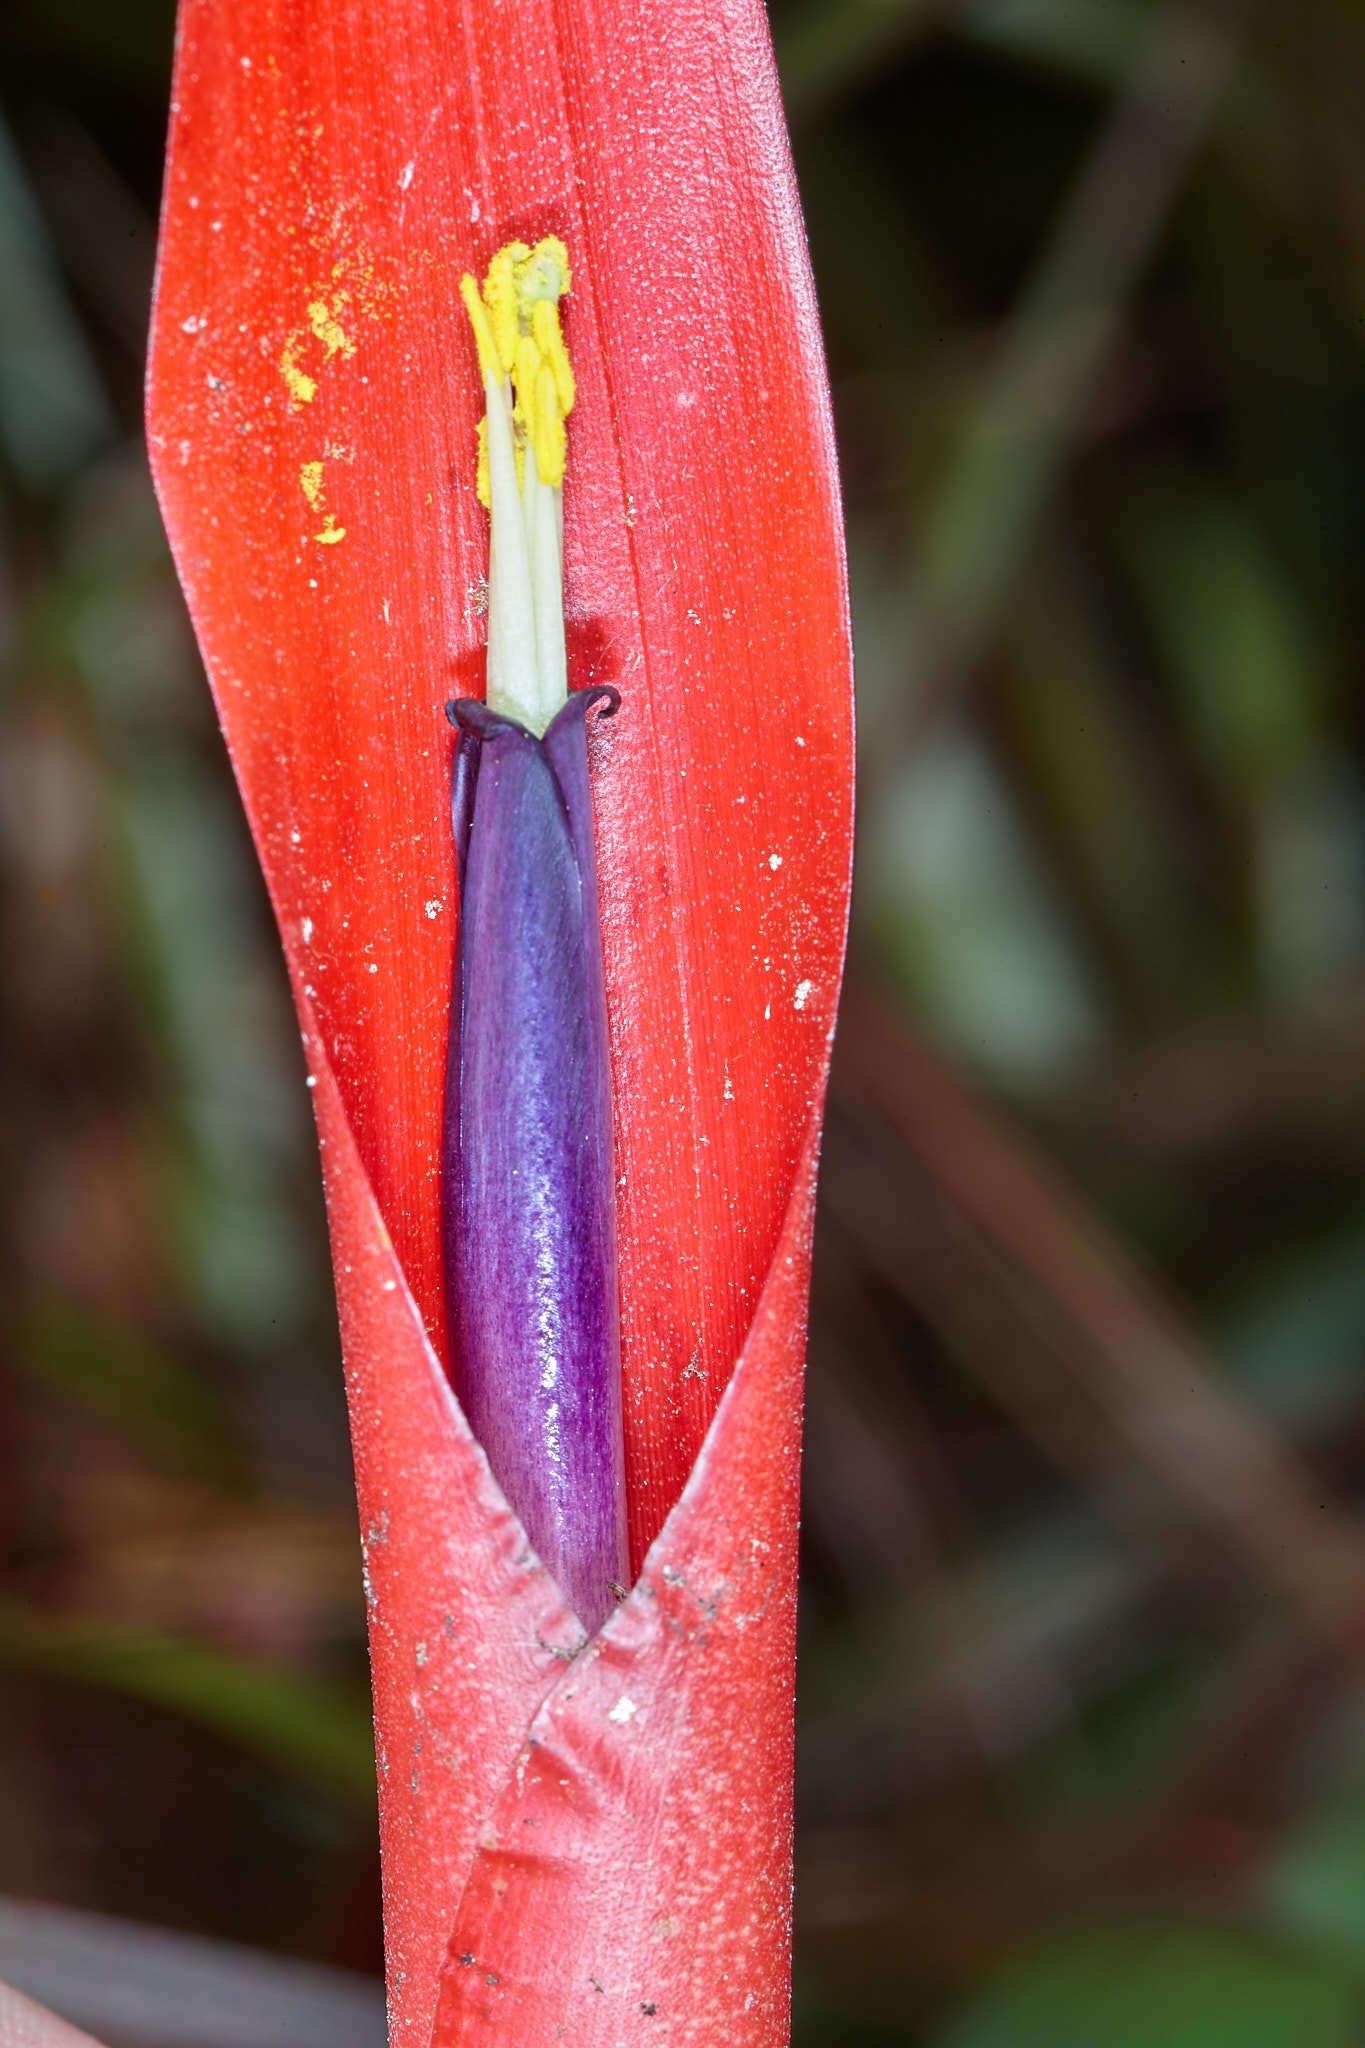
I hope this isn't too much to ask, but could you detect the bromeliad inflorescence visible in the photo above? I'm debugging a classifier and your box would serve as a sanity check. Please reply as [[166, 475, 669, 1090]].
[[441, 239, 628, 1635]]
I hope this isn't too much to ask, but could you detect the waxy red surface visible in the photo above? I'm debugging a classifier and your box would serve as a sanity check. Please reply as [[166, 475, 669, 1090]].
[[148, 0, 853, 2039]]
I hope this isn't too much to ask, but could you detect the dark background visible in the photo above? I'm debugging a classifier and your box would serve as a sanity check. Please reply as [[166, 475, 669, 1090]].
[[3, 0, 1365, 2042]]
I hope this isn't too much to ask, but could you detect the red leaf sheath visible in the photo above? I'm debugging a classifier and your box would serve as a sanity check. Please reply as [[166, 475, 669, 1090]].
[[147, 0, 854, 2039]]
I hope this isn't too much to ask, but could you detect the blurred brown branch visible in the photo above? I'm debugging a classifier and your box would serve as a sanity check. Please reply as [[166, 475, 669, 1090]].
[[863, 0, 1251, 761], [830, 982, 1365, 1645]]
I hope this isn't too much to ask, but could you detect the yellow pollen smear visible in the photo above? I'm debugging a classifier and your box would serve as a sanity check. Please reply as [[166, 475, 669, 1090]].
[[281, 337, 317, 407], [460, 236, 575, 491], [307, 297, 355, 360], [299, 458, 346, 545]]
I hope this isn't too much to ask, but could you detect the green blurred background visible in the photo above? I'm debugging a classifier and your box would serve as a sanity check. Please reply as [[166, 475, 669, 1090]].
[[2, 0, 1365, 2041]]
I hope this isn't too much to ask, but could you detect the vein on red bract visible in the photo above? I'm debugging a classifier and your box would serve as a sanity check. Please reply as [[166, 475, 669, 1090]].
[[148, 0, 853, 2038]]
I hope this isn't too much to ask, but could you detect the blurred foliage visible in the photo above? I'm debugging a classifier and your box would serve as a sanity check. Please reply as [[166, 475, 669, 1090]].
[[1, 0, 1365, 2036], [935, 1925, 1359, 2046]]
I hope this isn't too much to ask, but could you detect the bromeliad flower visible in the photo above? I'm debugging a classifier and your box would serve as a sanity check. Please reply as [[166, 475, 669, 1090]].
[[147, 0, 854, 2039], [445, 244, 627, 1635]]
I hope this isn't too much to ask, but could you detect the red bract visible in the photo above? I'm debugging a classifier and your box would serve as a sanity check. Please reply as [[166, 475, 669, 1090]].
[[147, 1, 854, 2040]]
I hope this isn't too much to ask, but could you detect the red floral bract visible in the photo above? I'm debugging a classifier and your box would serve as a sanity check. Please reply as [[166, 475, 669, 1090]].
[[148, 0, 853, 2039]]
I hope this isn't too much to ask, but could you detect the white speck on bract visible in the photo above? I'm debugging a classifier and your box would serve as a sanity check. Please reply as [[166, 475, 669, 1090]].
[[768, 853, 782, 870], [399, 161, 415, 191], [424, 900, 442, 919], [301, 917, 314, 944], [794, 979, 815, 1011], [607, 1696, 638, 1724]]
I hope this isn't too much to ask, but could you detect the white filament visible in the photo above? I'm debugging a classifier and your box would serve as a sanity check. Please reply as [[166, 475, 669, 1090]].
[[483, 373, 566, 734]]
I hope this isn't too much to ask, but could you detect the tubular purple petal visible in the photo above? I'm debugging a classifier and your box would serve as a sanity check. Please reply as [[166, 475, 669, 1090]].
[[441, 688, 627, 1634]]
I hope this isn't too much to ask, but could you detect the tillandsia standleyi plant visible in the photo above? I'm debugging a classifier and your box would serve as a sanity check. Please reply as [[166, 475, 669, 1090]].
[[147, 0, 854, 2040]]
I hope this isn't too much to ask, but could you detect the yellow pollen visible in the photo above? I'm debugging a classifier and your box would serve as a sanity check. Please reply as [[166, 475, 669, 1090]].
[[307, 297, 355, 360], [532, 360, 565, 487], [515, 334, 540, 416], [280, 337, 317, 407], [299, 458, 346, 543], [483, 243, 530, 375], [460, 274, 504, 388], [475, 416, 490, 509], [461, 236, 575, 492], [531, 297, 575, 416]]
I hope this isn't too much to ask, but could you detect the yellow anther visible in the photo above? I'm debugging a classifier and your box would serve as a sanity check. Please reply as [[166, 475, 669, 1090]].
[[509, 400, 526, 490], [518, 238, 571, 308], [531, 298, 575, 417], [532, 361, 566, 487], [460, 274, 504, 387], [462, 236, 574, 728], [464, 236, 574, 494], [482, 243, 530, 375], [515, 332, 541, 421]]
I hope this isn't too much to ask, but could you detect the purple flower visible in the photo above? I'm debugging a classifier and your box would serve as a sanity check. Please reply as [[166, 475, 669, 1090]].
[[442, 688, 627, 1633]]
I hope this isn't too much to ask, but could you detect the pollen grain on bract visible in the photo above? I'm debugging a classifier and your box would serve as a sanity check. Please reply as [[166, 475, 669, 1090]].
[[460, 239, 576, 735]]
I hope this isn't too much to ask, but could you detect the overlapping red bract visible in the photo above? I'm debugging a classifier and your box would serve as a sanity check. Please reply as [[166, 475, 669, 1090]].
[[148, 0, 853, 2039]]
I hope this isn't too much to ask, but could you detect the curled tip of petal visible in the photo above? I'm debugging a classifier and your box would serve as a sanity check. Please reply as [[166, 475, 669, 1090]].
[[446, 697, 539, 744], [548, 684, 621, 734], [446, 686, 621, 742]]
